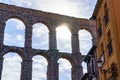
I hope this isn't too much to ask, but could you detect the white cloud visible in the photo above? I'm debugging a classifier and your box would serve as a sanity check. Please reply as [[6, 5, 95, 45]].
[[4, 33, 24, 47], [79, 29, 92, 39], [57, 40, 71, 53], [1, 53, 22, 80], [58, 58, 72, 70], [1, 0, 97, 18], [58, 58, 72, 80], [32, 23, 49, 50], [15, 35, 24, 41], [4, 19, 25, 47], [56, 26, 72, 53], [16, 22, 25, 30], [8, 19, 25, 30], [5, 18, 25, 30], [79, 29, 92, 55], [32, 55, 47, 80], [32, 23, 49, 38]]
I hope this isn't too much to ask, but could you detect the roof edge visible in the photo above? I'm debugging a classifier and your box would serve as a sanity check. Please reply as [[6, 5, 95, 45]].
[[91, 0, 103, 19]]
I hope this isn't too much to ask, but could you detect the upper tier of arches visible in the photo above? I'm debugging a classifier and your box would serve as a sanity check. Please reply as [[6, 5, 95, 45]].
[[0, 3, 97, 46]]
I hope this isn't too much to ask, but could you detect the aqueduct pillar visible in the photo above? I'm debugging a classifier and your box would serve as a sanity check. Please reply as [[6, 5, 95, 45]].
[[25, 24, 33, 51], [0, 22, 5, 47], [47, 58, 59, 80], [49, 29, 57, 50], [20, 59, 33, 80], [72, 33, 80, 54], [0, 57, 3, 80]]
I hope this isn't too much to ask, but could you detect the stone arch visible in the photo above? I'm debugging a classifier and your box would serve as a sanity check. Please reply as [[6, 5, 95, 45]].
[[3, 14, 28, 25], [79, 20, 97, 45], [3, 18, 26, 47], [80, 28, 95, 44], [32, 22, 49, 50], [78, 28, 93, 54], [1, 52, 22, 80], [79, 28, 93, 37], [56, 22, 72, 33], [56, 25, 72, 53], [58, 55, 76, 67], [32, 52, 48, 80], [32, 52, 49, 62], [2, 48, 25, 59], [31, 20, 51, 31], [58, 56, 73, 80]]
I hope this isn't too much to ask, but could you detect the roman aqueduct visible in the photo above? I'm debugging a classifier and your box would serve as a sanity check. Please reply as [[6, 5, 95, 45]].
[[0, 3, 97, 80]]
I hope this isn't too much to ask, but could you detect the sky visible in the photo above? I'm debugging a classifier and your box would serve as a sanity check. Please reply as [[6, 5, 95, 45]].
[[0, 0, 97, 80]]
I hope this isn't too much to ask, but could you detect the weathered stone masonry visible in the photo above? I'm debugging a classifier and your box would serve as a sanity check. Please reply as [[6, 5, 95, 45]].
[[0, 3, 97, 80]]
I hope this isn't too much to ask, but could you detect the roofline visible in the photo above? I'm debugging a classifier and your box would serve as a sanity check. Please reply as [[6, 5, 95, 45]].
[[92, 0, 103, 19]]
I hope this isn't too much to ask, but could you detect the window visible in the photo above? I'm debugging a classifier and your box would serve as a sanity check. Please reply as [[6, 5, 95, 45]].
[[104, 3, 109, 26], [91, 58, 95, 74], [107, 31, 113, 56], [98, 27, 102, 38], [107, 31, 111, 42], [107, 41, 113, 56]]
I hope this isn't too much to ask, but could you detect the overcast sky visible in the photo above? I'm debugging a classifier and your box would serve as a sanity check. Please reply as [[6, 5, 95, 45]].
[[0, 0, 97, 80], [0, 0, 97, 18]]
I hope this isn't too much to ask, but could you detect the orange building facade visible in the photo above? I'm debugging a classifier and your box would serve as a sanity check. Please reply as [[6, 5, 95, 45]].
[[92, 0, 120, 80]]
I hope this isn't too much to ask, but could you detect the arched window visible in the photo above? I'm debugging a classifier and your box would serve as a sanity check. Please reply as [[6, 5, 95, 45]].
[[32, 55, 48, 80], [32, 23, 49, 50], [4, 18, 25, 47], [58, 58, 72, 80], [79, 29, 93, 55], [56, 25, 71, 53], [1, 52, 22, 80]]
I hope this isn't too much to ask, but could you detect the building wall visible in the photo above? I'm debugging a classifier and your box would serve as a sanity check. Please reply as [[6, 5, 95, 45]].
[[94, 0, 120, 80]]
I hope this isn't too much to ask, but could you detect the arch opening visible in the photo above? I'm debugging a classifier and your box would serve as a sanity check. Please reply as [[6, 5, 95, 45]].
[[79, 29, 93, 55], [1, 52, 22, 80], [56, 25, 71, 53], [3, 18, 25, 47], [58, 58, 72, 80], [32, 55, 48, 80], [32, 23, 49, 50]]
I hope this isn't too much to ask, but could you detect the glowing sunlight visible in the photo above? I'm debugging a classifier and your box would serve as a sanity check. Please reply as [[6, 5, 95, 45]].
[[56, 25, 71, 39], [56, 25, 72, 53]]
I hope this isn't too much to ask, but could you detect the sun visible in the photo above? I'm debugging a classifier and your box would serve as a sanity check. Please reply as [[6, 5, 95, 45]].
[[56, 25, 71, 39]]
